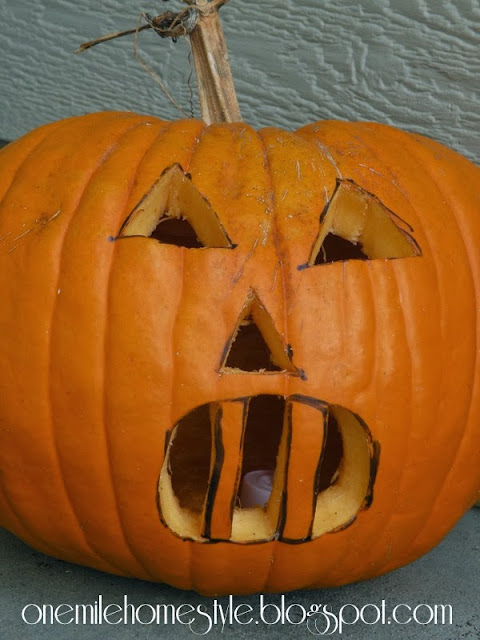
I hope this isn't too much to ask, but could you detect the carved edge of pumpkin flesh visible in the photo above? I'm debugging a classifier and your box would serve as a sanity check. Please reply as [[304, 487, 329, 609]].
[[157, 395, 379, 545], [115, 162, 235, 248], [218, 289, 305, 378], [296, 178, 422, 270]]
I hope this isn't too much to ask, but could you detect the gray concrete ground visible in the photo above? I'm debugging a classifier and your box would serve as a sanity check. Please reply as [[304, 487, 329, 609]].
[[0, 510, 478, 639]]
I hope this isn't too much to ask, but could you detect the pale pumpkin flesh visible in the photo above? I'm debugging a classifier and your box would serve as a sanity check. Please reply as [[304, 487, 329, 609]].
[[310, 179, 421, 265], [120, 163, 232, 249]]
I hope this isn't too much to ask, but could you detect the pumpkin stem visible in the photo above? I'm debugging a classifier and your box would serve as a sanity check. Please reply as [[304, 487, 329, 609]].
[[76, 1, 241, 124], [76, 0, 242, 124], [188, 0, 242, 124]]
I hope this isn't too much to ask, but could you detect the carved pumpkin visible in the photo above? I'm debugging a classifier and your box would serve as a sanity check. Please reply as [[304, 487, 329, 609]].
[[0, 110, 479, 595]]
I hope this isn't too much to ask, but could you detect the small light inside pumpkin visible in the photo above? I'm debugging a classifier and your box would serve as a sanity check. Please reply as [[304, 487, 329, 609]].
[[239, 469, 274, 508]]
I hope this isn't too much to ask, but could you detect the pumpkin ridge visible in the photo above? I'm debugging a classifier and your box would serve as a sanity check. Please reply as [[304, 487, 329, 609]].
[[324, 125, 415, 525], [256, 130, 291, 395], [280, 123, 452, 584], [168, 122, 207, 594], [0, 118, 94, 236], [47, 120, 153, 575], [105, 125, 208, 587], [341, 262, 383, 583], [254, 130, 289, 593], [344, 261, 377, 398], [0, 122, 67, 208], [390, 129, 479, 550], [364, 261, 414, 575], [0, 116, 144, 574], [102, 120, 178, 581], [0, 470, 63, 559], [336, 123, 449, 569], [293, 125, 344, 184], [306, 263, 381, 587], [394, 262, 435, 548], [355, 123, 475, 564]]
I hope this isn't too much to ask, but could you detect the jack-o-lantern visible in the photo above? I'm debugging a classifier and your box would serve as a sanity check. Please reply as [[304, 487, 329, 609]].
[[0, 3, 479, 595]]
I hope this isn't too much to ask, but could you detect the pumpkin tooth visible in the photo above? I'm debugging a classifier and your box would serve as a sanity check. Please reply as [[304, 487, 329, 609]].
[[312, 406, 374, 538], [202, 402, 245, 540]]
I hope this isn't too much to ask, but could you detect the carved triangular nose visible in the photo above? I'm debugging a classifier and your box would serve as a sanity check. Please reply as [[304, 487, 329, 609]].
[[219, 290, 299, 375]]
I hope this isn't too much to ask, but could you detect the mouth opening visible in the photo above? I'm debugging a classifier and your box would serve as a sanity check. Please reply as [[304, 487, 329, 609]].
[[158, 395, 376, 544], [167, 404, 212, 515]]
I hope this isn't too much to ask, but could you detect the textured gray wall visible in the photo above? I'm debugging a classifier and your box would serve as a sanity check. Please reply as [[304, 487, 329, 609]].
[[0, 0, 479, 164]]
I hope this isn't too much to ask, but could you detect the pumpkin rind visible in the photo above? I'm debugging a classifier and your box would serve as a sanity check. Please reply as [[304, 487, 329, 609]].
[[0, 111, 479, 594]]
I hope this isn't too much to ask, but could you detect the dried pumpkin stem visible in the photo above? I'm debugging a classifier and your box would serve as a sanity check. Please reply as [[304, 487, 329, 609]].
[[188, 0, 242, 124], [76, 0, 241, 124]]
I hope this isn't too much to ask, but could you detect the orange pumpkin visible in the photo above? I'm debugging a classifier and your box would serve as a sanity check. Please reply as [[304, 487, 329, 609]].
[[0, 110, 479, 595]]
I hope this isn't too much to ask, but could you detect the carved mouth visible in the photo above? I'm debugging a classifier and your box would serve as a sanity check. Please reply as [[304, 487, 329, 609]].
[[158, 394, 379, 544]]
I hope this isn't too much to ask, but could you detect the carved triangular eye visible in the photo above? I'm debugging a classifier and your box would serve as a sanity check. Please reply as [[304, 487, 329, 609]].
[[119, 164, 233, 249], [220, 291, 298, 374], [309, 180, 421, 266]]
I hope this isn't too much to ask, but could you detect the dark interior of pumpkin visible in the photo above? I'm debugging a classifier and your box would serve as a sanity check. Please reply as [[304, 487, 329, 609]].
[[168, 396, 344, 514], [151, 217, 204, 248], [159, 394, 373, 543]]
